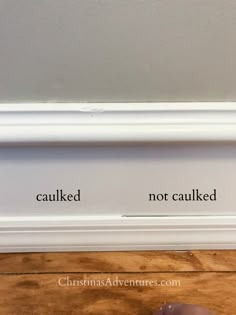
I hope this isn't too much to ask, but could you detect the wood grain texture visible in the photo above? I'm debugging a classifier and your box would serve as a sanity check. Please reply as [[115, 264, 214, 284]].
[[0, 251, 235, 273], [0, 273, 235, 315], [0, 251, 235, 315]]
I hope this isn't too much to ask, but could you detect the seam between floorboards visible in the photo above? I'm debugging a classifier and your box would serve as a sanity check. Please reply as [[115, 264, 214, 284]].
[[0, 271, 235, 276]]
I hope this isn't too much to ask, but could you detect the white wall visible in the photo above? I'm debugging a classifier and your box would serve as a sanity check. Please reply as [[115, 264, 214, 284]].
[[0, 0, 236, 102], [0, 144, 235, 216]]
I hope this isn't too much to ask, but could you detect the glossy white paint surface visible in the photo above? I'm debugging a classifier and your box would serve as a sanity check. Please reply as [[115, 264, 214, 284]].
[[1, 216, 236, 252], [0, 103, 236, 251]]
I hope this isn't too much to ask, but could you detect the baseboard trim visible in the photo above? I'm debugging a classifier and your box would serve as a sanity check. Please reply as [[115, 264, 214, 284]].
[[1, 215, 236, 252], [1, 103, 236, 252]]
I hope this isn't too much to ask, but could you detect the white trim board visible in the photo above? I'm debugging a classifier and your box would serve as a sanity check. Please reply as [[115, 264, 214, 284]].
[[1, 102, 236, 144], [1, 215, 236, 252], [0, 103, 236, 252]]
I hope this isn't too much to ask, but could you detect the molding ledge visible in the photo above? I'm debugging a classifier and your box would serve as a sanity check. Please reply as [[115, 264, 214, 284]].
[[1, 215, 236, 252], [0, 102, 236, 144]]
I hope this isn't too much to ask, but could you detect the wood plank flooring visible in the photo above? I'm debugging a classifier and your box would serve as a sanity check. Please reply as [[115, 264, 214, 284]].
[[0, 251, 235, 314]]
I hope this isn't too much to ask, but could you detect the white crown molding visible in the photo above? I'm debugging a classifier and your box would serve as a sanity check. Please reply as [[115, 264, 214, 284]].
[[0, 102, 236, 144], [1, 215, 236, 252]]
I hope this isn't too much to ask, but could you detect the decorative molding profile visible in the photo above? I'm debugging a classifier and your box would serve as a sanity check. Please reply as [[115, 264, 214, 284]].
[[0, 103, 236, 252], [0, 102, 236, 144], [1, 215, 236, 252]]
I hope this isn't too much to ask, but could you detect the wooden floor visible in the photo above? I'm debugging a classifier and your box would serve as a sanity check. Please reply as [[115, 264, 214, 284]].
[[0, 251, 235, 315]]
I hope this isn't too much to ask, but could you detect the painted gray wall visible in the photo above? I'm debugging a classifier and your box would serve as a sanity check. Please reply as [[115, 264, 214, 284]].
[[0, 0, 236, 102]]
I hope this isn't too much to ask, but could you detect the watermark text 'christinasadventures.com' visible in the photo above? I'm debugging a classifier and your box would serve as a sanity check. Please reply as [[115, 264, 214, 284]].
[[58, 277, 181, 287]]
